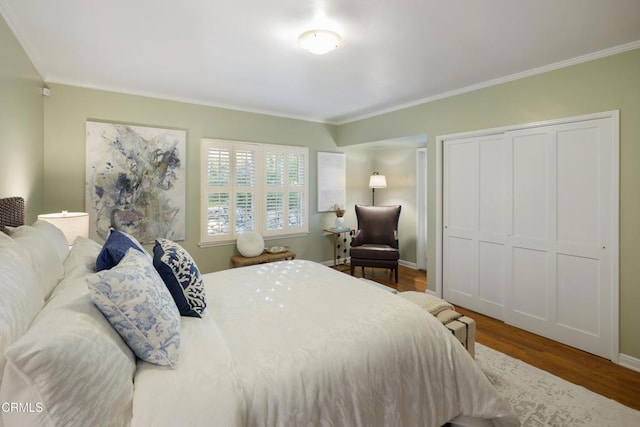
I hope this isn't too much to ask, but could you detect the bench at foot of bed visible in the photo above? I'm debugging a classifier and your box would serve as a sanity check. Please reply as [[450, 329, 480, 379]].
[[399, 291, 476, 358]]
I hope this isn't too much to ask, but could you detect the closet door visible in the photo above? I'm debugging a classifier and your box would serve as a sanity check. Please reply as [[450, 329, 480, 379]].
[[504, 118, 613, 359], [443, 135, 506, 319]]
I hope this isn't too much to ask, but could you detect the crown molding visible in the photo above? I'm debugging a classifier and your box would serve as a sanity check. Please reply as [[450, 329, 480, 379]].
[[0, 0, 46, 80], [336, 40, 640, 125], [43, 77, 335, 125]]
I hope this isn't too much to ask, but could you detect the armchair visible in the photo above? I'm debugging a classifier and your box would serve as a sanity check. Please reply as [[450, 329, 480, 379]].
[[349, 204, 401, 283]]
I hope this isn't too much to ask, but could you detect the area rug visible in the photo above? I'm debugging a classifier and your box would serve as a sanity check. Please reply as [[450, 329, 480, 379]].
[[475, 343, 640, 426]]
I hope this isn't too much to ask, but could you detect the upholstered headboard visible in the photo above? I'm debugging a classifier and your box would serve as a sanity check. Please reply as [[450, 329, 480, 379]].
[[0, 196, 25, 230]]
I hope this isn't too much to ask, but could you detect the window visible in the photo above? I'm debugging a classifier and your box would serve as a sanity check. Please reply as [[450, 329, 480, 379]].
[[201, 139, 309, 245]]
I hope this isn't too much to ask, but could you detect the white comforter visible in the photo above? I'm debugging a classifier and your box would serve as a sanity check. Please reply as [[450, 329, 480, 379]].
[[132, 260, 517, 426]]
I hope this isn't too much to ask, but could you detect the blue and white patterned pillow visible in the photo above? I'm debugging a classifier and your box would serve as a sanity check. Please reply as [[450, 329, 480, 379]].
[[153, 239, 206, 317], [88, 248, 181, 367], [96, 228, 149, 271]]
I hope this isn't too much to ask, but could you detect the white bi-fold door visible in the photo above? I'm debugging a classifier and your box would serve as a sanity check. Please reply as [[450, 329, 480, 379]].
[[443, 114, 617, 359], [443, 134, 507, 321], [504, 118, 614, 359]]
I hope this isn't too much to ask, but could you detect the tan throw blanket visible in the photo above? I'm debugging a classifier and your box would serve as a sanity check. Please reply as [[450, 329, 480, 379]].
[[399, 291, 462, 323]]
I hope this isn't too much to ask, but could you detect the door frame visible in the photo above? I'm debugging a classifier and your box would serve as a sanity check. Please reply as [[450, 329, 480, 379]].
[[416, 147, 428, 270], [434, 110, 619, 361]]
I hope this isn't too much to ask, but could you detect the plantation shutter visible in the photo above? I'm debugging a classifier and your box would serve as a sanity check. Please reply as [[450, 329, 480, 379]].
[[288, 152, 305, 229], [265, 152, 285, 232], [235, 148, 257, 232], [201, 139, 308, 244], [205, 145, 231, 238]]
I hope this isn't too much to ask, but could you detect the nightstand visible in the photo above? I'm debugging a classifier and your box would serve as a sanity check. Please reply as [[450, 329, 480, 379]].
[[323, 227, 352, 269], [231, 250, 296, 268]]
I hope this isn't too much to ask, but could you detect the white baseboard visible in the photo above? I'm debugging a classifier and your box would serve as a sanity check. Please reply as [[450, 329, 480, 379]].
[[320, 257, 351, 267], [618, 353, 640, 373], [398, 259, 418, 269]]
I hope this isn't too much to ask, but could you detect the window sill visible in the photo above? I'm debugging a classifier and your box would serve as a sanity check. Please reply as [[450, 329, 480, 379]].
[[198, 231, 309, 248]]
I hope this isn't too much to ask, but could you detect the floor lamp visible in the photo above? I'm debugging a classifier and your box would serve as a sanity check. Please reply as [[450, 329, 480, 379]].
[[369, 172, 387, 205]]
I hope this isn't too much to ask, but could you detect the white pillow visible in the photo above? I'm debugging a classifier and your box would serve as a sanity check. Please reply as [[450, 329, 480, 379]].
[[0, 230, 12, 243], [0, 252, 45, 384], [0, 230, 38, 281], [88, 249, 181, 367], [0, 273, 136, 427], [32, 219, 69, 262], [9, 225, 64, 299], [47, 237, 102, 300], [63, 236, 101, 278]]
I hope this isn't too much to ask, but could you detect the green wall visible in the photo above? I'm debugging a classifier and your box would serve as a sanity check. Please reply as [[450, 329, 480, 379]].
[[0, 14, 43, 221], [5, 5, 638, 358], [43, 84, 342, 272], [338, 48, 640, 359]]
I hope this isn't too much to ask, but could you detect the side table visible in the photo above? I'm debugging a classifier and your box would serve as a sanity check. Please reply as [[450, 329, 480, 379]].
[[231, 250, 296, 268], [323, 227, 352, 269]]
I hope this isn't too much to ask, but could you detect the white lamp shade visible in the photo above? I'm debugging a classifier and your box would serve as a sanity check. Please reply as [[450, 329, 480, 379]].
[[369, 173, 387, 188], [37, 211, 89, 246]]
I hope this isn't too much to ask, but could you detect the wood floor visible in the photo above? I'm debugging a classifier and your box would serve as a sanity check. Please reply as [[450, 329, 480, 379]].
[[344, 264, 640, 411]]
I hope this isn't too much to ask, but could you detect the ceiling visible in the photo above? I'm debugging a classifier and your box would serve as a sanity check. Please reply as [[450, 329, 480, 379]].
[[2, 0, 640, 124]]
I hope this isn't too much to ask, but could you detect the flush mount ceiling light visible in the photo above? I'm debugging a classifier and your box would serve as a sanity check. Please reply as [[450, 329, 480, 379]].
[[298, 29, 342, 55]]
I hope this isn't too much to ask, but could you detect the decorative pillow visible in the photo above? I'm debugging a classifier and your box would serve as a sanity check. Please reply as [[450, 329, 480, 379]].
[[153, 239, 206, 317], [96, 228, 149, 271], [0, 252, 45, 384], [88, 248, 181, 367], [32, 219, 70, 262], [8, 225, 64, 299], [0, 272, 135, 427], [236, 230, 264, 257]]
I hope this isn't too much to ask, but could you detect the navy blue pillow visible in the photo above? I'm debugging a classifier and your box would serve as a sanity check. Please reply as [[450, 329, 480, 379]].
[[153, 239, 206, 318], [96, 229, 148, 271]]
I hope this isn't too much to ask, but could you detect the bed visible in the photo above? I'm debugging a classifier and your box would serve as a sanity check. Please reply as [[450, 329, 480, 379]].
[[0, 197, 517, 427]]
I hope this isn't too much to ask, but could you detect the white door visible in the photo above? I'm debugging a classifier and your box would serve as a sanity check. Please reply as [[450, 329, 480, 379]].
[[442, 113, 617, 360], [504, 118, 614, 359], [443, 134, 506, 319]]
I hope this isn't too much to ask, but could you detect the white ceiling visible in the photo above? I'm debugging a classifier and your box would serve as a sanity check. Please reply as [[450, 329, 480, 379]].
[[2, 0, 640, 124]]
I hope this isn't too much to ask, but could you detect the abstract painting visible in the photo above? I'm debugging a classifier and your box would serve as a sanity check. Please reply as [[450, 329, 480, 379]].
[[86, 121, 186, 243]]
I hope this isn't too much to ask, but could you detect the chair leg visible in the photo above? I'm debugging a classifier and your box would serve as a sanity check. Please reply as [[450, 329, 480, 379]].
[[350, 263, 354, 276], [395, 266, 399, 283], [361, 266, 365, 277]]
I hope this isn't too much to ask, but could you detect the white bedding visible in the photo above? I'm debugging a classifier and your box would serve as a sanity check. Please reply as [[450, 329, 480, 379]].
[[132, 260, 517, 426]]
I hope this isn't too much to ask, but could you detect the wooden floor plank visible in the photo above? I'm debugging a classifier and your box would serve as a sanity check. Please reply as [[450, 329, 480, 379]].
[[339, 264, 640, 411]]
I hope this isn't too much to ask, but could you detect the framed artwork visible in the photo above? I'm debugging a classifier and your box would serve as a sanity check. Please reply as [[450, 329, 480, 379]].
[[85, 121, 186, 243], [317, 152, 346, 212]]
